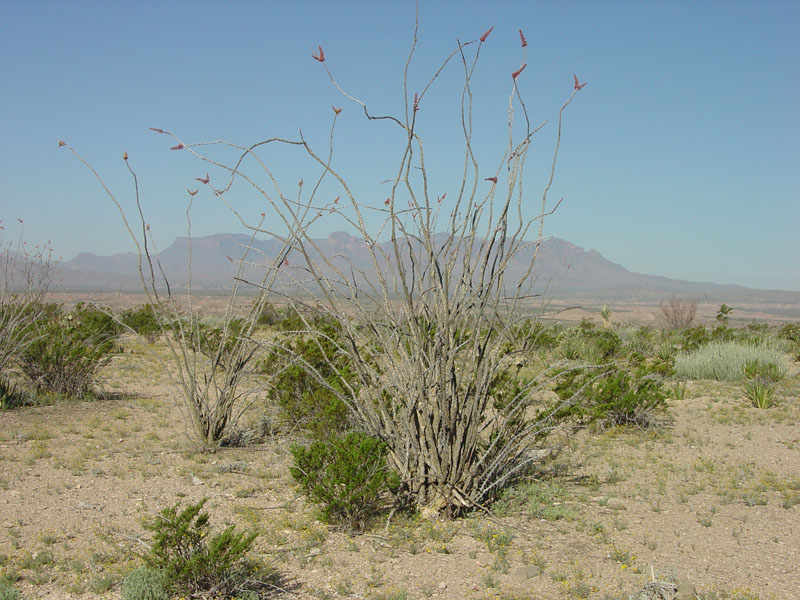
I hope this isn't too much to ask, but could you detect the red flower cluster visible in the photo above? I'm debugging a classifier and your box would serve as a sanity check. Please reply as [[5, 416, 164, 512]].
[[573, 74, 587, 90], [332, 106, 342, 115], [485, 176, 498, 183], [312, 45, 325, 62], [519, 29, 527, 47], [196, 173, 209, 184], [480, 26, 493, 42], [170, 144, 184, 151], [512, 64, 527, 79]]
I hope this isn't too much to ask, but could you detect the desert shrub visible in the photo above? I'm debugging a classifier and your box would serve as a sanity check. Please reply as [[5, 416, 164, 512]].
[[261, 311, 354, 438], [119, 304, 164, 343], [680, 325, 710, 351], [659, 295, 698, 330], [255, 302, 283, 328], [290, 432, 400, 530], [778, 322, 800, 344], [742, 359, 785, 382], [554, 366, 668, 430], [505, 320, 560, 355], [557, 321, 621, 363], [674, 341, 789, 382], [121, 567, 169, 600], [0, 376, 30, 410], [620, 325, 657, 357], [0, 582, 20, 600], [777, 322, 800, 362], [141, 498, 277, 599], [19, 302, 118, 398], [1, 234, 53, 382]]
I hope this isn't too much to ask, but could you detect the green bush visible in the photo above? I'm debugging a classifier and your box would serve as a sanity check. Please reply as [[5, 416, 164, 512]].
[[674, 341, 789, 382], [141, 498, 276, 599], [19, 303, 118, 398], [680, 325, 710, 351], [554, 366, 668, 430], [0, 582, 20, 600], [556, 321, 620, 363], [121, 567, 169, 600], [119, 304, 164, 343], [262, 312, 354, 438], [290, 432, 399, 530]]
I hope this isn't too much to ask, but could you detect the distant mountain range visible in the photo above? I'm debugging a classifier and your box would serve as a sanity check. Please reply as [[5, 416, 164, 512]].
[[52, 231, 780, 301]]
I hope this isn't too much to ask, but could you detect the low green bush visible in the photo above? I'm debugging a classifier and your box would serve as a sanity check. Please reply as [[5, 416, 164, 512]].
[[19, 302, 118, 398], [119, 304, 164, 343], [557, 321, 621, 363], [0, 582, 20, 600], [140, 498, 277, 599], [554, 365, 668, 430], [262, 311, 354, 439], [121, 567, 168, 600], [674, 341, 788, 382], [290, 432, 399, 530]]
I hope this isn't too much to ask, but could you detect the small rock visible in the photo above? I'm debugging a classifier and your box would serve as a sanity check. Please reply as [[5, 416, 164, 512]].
[[191, 475, 204, 486], [512, 565, 542, 579], [438, 582, 447, 590]]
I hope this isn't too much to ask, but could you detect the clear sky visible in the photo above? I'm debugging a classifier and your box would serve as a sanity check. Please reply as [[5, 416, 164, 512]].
[[1, 1, 798, 291]]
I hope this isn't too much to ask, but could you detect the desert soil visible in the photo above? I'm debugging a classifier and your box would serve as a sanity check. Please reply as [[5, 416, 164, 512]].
[[1, 337, 799, 600]]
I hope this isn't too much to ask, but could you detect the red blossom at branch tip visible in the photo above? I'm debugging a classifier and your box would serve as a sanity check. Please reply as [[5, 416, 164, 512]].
[[485, 176, 498, 183], [196, 173, 209, 184], [480, 26, 493, 42], [333, 196, 339, 204], [311, 45, 325, 62], [384, 198, 390, 206], [519, 29, 528, 47], [284, 258, 290, 266], [188, 189, 198, 196], [299, 178, 303, 187], [123, 151, 128, 161], [227, 255, 233, 263], [438, 193, 446, 203], [332, 106, 342, 115], [512, 64, 527, 79], [145, 224, 150, 231], [261, 212, 266, 218], [148, 127, 166, 134], [58, 140, 66, 147], [170, 144, 184, 150], [573, 74, 587, 90]]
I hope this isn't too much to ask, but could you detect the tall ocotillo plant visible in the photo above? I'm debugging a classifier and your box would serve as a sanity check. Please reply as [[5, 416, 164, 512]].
[[93, 17, 592, 508]]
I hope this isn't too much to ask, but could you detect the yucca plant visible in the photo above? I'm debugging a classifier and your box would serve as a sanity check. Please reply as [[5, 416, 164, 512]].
[[742, 377, 777, 409]]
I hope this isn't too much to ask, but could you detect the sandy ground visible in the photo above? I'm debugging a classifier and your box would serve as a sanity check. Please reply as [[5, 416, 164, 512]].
[[1, 338, 799, 600]]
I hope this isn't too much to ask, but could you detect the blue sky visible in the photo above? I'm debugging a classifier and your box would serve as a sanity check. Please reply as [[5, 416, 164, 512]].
[[1, 0, 798, 291]]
